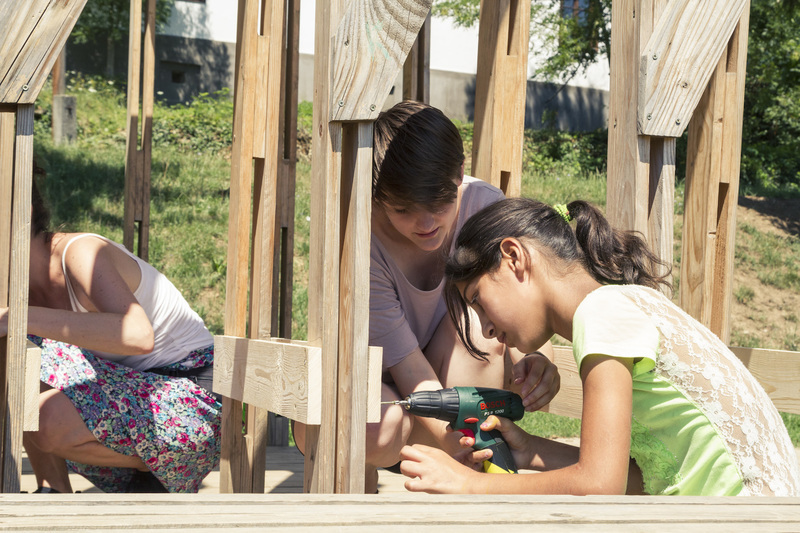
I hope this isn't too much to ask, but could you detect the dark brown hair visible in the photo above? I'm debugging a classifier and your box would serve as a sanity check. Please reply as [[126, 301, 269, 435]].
[[445, 197, 672, 357], [372, 100, 465, 209]]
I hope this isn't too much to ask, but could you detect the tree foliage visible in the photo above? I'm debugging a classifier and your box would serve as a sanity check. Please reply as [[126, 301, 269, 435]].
[[432, 0, 610, 84], [72, 0, 175, 45], [741, 0, 800, 192]]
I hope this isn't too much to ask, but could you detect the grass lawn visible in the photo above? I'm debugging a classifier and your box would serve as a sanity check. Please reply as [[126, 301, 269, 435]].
[[31, 74, 799, 446]]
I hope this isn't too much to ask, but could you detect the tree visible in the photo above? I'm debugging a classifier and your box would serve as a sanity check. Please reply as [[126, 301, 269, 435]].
[[433, 0, 610, 85], [72, 0, 175, 77]]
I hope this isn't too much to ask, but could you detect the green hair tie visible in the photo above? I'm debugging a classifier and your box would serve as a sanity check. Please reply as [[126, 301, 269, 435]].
[[553, 203, 572, 223]]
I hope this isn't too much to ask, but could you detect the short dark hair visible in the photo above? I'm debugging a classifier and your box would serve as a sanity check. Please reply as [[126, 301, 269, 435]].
[[372, 100, 465, 209]]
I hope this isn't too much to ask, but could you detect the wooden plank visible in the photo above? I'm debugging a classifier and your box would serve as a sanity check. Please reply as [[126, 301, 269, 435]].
[[335, 122, 373, 492], [306, 0, 346, 494], [329, 0, 432, 121], [639, 0, 748, 137], [731, 346, 800, 415], [214, 336, 322, 424], [471, 0, 531, 197], [123, 0, 143, 255], [0, 106, 14, 487], [23, 341, 40, 432], [0, 494, 798, 530], [402, 13, 431, 103], [0, 0, 88, 104], [544, 345, 800, 420], [709, 9, 750, 342], [2, 104, 34, 493]]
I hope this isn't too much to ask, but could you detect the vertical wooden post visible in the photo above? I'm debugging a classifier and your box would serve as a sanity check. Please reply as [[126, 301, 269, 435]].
[[123, 0, 155, 261], [0, 105, 34, 493], [606, 0, 674, 284], [402, 14, 430, 103], [471, 0, 531, 197], [305, 0, 347, 494], [219, 0, 298, 492], [681, 5, 750, 343]]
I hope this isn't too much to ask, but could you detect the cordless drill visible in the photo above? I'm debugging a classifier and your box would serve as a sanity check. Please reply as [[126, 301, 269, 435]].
[[391, 386, 524, 474]]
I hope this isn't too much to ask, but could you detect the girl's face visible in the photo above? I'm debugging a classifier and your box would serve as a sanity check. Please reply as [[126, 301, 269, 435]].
[[458, 242, 550, 353], [382, 199, 459, 253]]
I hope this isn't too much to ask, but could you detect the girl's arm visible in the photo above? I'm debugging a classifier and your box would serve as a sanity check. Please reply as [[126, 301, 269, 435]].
[[27, 237, 154, 355], [401, 354, 635, 495]]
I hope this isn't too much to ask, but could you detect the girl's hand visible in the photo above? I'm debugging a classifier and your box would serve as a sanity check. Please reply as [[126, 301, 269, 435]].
[[513, 351, 560, 411], [462, 415, 537, 471], [400, 444, 480, 494]]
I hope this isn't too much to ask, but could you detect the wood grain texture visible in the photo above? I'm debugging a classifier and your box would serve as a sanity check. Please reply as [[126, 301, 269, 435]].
[[306, 0, 346, 494], [0, 0, 88, 104], [638, 0, 748, 137], [471, 0, 531, 197], [23, 341, 40, 432], [402, 13, 431, 103], [2, 105, 34, 493], [544, 344, 800, 420], [0, 493, 797, 530], [329, 0, 432, 121], [214, 336, 322, 424]]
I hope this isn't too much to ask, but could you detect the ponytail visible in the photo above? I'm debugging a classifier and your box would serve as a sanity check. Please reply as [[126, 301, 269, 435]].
[[567, 201, 671, 291]]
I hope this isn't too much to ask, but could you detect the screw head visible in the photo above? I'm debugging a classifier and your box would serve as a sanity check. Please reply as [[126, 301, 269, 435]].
[[652, 54, 658, 60], [675, 118, 681, 125], [22, 84, 29, 91], [370, 104, 376, 112], [338, 100, 344, 107], [647, 113, 652, 120]]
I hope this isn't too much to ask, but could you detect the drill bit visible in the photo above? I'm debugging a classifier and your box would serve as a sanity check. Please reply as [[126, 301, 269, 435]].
[[381, 400, 410, 407]]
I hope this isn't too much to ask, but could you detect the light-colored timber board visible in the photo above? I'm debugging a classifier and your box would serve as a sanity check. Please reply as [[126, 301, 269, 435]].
[[1, 493, 799, 531]]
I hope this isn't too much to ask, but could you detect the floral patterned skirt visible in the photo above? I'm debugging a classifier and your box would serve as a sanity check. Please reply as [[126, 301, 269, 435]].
[[31, 336, 222, 493]]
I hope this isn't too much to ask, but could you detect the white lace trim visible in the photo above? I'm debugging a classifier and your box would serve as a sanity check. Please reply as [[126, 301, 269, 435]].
[[618, 286, 800, 496]]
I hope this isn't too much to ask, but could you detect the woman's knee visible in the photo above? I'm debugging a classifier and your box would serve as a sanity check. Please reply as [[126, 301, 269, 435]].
[[34, 389, 90, 454]]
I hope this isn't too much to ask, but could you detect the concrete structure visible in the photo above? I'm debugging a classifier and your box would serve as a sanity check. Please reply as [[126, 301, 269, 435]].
[[67, 0, 610, 131]]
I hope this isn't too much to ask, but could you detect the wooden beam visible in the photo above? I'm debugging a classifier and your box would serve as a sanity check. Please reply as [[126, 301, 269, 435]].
[[2, 104, 34, 493], [329, 0, 432, 122], [123, 0, 154, 260], [471, 0, 531, 197], [23, 341, 40, 432], [680, 6, 750, 342], [544, 345, 800, 420], [0, 0, 88, 104], [402, 13, 431, 103], [213, 335, 381, 425], [607, 0, 674, 287], [638, 0, 748, 137], [306, 0, 346, 495]]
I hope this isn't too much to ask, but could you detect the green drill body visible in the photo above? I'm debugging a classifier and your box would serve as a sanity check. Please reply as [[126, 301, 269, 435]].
[[395, 386, 524, 474]]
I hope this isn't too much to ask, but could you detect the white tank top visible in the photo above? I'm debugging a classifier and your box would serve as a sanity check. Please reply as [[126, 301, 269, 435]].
[[61, 234, 213, 370]]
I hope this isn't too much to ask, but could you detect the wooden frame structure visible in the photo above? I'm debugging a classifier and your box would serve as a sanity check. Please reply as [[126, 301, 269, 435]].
[[0, 0, 89, 493], [1, 0, 797, 498]]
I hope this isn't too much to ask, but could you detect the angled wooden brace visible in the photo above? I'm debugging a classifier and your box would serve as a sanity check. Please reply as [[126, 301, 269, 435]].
[[217, 0, 300, 494], [123, 0, 156, 260], [471, 0, 531, 198], [0, 0, 88, 492], [607, 0, 749, 305], [306, 0, 431, 494]]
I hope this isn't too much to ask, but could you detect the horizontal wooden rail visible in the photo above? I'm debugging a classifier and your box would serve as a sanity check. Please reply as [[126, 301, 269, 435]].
[[213, 335, 382, 425], [544, 345, 800, 419]]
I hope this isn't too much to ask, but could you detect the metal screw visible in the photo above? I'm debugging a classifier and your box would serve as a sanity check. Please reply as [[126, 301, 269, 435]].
[[652, 54, 658, 60], [370, 104, 376, 112], [675, 118, 681, 125], [647, 113, 652, 120], [344, 39, 349, 46], [22, 84, 28, 91], [338, 100, 344, 107]]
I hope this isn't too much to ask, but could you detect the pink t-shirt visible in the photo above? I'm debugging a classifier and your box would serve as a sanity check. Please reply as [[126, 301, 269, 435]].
[[369, 176, 504, 371]]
